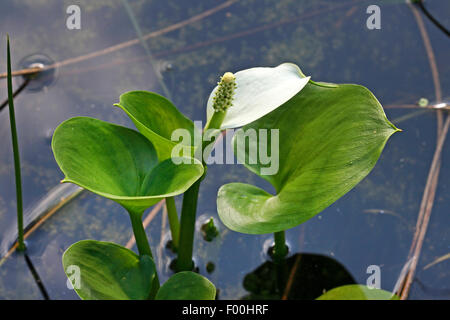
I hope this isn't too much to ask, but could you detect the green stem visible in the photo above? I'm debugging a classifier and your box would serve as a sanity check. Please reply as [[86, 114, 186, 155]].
[[275, 254, 288, 296], [7, 36, 25, 252], [273, 231, 288, 296], [165, 197, 180, 249], [129, 212, 153, 257], [176, 109, 226, 272], [128, 211, 159, 297], [176, 180, 201, 271], [203, 110, 226, 134], [273, 231, 288, 261]]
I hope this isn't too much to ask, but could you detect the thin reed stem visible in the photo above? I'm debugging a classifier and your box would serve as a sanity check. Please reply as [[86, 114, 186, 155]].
[[6, 36, 25, 252]]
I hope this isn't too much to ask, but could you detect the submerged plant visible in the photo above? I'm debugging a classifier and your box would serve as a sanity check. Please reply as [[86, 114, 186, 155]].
[[51, 61, 398, 300]]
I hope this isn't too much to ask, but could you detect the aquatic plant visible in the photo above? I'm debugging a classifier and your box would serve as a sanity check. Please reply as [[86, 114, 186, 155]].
[[52, 117, 210, 299], [111, 63, 309, 271], [216, 77, 399, 261], [6, 36, 25, 252], [51, 61, 397, 299], [62, 240, 215, 300]]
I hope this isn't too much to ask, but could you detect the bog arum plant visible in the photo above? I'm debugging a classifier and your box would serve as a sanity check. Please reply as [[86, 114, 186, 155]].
[[63, 240, 215, 300], [51, 61, 397, 299], [217, 81, 400, 261], [52, 117, 209, 299], [52, 117, 203, 216]]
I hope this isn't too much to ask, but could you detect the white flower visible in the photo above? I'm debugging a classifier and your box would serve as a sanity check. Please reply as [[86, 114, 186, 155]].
[[206, 63, 310, 129]]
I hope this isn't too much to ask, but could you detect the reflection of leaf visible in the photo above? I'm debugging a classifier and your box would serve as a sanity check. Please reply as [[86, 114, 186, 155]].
[[316, 284, 399, 300], [218, 82, 399, 234], [52, 117, 204, 214], [242, 253, 356, 300], [424, 253, 450, 270], [206, 63, 310, 129], [156, 271, 216, 300], [63, 240, 156, 300], [115, 91, 200, 160]]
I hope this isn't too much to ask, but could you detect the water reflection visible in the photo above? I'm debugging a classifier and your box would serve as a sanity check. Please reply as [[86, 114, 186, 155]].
[[241, 253, 356, 300]]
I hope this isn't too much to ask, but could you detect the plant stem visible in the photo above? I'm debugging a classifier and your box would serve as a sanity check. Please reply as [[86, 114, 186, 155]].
[[129, 212, 153, 257], [128, 211, 160, 297], [176, 108, 227, 272], [176, 180, 201, 271], [7, 36, 25, 252], [165, 197, 180, 249], [203, 110, 226, 133], [275, 255, 288, 296], [273, 231, 288, 296], [273, 231, 288, 261]]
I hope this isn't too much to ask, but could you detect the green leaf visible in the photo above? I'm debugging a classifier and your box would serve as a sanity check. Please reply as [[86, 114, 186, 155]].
[[217, 82, 399, 234], [115, 91, 200, 161], [52, 117, 204, 214], [316, 285, 399, 300], [206, 63, 310, 129], [156, 272, 216, 300], [63, 240, 156, 300]]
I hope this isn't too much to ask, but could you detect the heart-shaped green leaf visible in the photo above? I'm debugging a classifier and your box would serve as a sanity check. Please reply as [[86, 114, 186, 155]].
[[206, 63, 310, 129], [115, 91, 200, 161], [316, 285, 399, 300], [217, 82, 399, 234], [63, 240, 156, 300], [52, 117, 204, 214], [155, 271, 216, 300]]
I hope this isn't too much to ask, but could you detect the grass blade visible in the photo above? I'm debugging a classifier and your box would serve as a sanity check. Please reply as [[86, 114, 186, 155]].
[[6, 35, 25, 251]]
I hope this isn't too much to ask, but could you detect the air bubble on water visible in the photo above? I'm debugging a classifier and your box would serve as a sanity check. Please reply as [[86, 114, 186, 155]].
[[17, 54, 57, 92], [155, 60, 174, 78], [260, 237, 275, 261], [260, 236, 292, 261]]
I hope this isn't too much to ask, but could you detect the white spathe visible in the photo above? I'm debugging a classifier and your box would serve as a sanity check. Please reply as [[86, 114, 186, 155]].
[[206, 63, 310, 129]]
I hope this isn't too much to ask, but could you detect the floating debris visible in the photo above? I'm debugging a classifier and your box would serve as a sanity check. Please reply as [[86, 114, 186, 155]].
[[206, 261, 215, 273], [363, 208, 411, 227], [424, 253, 450, 270], [201, 218, 219, 242], [418, 97, 429, 107], [0, 183, 83, 262]]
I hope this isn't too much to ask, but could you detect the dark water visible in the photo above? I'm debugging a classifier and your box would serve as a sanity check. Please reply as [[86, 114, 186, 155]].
[[0, 0, 449, 299]]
